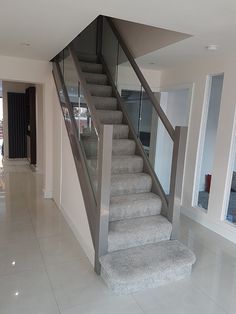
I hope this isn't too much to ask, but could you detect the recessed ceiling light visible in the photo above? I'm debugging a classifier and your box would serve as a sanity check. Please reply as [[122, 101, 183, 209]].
[[14, 291, 19, 296], [205, 44, 219, 51], [20, 42, 30, 47]]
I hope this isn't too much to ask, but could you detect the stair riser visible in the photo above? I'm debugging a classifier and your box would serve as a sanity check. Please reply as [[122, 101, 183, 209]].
[[87, 157, 143, 175], [108, 230, 171, 252], [83, 140, 136, 157], [81, 63, 103, 73], [97, 111, 123, 124], [113, 125, 129, 139], [92, 97, 117, 111], [109, 197, 161, 221], [85, 74, 108, 85], [111, 175, 152, 196], [78, 53, 98, 63], [88, 85, 112, 97], [108, 216, 172, 252], [101, 264, 193, 295]]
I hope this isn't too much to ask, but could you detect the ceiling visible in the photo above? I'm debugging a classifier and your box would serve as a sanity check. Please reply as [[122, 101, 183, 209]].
[[1, 0, 236, 69]]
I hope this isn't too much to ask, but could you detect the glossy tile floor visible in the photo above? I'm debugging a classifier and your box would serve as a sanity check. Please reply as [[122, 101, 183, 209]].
[[0, 165, 236, 314]]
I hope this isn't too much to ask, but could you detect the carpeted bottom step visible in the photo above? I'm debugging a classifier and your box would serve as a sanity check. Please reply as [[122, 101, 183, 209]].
[[100, 240, 196, 294]]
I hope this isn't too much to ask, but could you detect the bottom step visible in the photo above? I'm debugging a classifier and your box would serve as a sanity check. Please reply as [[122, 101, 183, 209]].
[[100, 240, 196, 294]]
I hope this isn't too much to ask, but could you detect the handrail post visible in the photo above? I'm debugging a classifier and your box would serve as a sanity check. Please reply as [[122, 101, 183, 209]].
[[95, 124, 113, 274], [96, 15, 103, 55], [168, 126, 188, 239]]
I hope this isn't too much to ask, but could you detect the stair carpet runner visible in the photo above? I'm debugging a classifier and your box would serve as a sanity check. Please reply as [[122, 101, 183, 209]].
[[79, 54, 196, 294]]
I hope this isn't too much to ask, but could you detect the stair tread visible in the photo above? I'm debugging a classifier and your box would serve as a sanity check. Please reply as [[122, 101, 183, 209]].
[[100, 240, 196, 294], [110, 192, 162, 221], [111, 172, 152, 196], [97, 109, 123, 124], [108, 215, 172, 252]]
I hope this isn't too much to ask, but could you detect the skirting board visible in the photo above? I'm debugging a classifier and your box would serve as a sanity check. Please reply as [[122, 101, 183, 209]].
[[3, 158, 29, 166], [59, 204, 95, 266], [181, 206, 236, 244], [43, 189, 53, 199]]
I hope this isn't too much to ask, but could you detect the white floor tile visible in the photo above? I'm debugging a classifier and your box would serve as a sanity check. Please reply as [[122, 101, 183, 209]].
[[38, 233, 86, 266], [133, 280, 227, 314], [61, 297, 144, 314], [0, 242, 44, 276], [192, 259, 236, 313], [0, 269, 59, 314], [47, 258, 144, 313]]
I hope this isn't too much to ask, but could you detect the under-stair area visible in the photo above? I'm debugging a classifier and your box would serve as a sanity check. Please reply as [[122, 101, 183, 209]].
[[52, 15, 196, 295]]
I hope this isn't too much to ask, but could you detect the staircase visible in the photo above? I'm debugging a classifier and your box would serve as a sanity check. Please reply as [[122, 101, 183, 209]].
[[79, 55, 196, 294]]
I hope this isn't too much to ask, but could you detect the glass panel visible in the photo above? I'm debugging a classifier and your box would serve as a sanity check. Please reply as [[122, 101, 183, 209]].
[[151, 109, 174, 195], [102, 18, 119, 83], [121, 89, 142, 135], [57, 48, 99, 198], [73, 19, 97, 57], [197, 74, 224, 209], [100, 20, 189, 197]]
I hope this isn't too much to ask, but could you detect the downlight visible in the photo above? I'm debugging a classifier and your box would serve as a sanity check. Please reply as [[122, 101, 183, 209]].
[[205, 44, 219, 51]]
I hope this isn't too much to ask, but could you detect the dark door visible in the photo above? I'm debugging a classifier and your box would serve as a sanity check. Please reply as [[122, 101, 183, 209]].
[[26, 87, 36, 165], [8, 92, 27, 158]]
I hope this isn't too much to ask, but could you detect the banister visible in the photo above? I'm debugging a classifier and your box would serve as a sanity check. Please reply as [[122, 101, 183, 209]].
[[105, 16, 175, 141]]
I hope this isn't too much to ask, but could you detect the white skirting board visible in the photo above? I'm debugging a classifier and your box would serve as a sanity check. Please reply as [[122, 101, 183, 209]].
[[58, 203, 95, 266]]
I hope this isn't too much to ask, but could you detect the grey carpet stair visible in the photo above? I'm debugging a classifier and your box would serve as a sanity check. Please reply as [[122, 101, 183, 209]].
[[76, 56, 196, 295], [100, 240, 196, 294], [88, 84, 112, 97], [80, 61, 103, 73], [78, 53, 98, 63], [84, 72, 108, 85], [109, 192, 162, 221], [87, 155, 143, 175], [83, 139, 136, 157], [108, 215, 172, 252], [97, 110, 123, 124], [111, 173, 152, 196], [92, 96, 117, 110], [113, 124, 129, 139]]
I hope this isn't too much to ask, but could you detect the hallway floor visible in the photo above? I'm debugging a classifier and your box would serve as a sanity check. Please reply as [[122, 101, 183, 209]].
[[0, 165, 236, 313]]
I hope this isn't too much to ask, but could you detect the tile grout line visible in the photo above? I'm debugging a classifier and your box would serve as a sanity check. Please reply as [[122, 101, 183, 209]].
[[131, 294, 147, 314], [189, 277, 229, 314], [26, 176, 62, 314]]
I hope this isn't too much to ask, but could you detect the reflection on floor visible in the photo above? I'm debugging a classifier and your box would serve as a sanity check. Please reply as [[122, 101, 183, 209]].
[[198, 191, 236, 223], [0, 165, 236, 313]]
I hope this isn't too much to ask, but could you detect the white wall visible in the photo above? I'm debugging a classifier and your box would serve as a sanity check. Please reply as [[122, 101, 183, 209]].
[[52, 88, 94, 264], [160, 54, 236, 244], [117, 64, 161, 91]]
